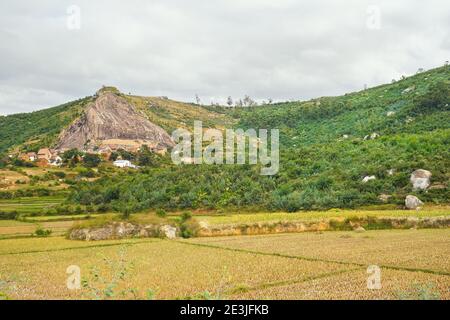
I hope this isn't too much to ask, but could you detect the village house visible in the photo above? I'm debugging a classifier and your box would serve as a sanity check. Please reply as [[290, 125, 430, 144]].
[[27, 152, 37, 161], [49, 155, 63, 166], [37, 148, 53, 161], [19, 152, 37, 162], [113, 160, 137, 168]]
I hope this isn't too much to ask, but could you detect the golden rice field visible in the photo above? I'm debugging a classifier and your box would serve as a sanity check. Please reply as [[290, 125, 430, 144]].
[[0, 229, 448, 300]]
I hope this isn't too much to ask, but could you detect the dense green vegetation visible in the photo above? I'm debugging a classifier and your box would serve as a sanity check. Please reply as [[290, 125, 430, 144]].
[[0, 98, 89, 155], [68, 66, 449, 212]]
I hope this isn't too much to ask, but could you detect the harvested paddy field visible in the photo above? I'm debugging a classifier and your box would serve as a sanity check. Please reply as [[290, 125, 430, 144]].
[[0, 229, 448, 300]]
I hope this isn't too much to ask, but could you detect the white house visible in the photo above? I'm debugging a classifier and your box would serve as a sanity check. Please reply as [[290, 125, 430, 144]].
[[113, 160, 137, 168], [49, 156, 63, 167]]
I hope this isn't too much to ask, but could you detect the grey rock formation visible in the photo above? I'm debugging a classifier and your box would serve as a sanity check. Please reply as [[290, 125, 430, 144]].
[[69, 222, 178, 241], [362, 175, 376, 183], [410, 169, 432, 190], [405, 195, 423, 210], [56, 88, 174, 151], [160, 225, 177, 239]]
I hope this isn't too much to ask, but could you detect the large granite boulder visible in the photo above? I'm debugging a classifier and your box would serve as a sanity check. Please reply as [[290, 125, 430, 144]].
[[160, 225, 177, 239], [69, 222, 178, 241], [410, 169, 432, 190], [405, 195, 423, 210]]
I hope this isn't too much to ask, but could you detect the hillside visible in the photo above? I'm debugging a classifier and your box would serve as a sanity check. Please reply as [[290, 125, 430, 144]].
[[68, 65, 449, 212], [55, 87, 175, 151], [0, 87, 235, 156], [0, 65, 448, 212]]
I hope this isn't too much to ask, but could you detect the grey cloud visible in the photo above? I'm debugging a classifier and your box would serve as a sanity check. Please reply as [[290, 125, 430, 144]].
[[0, 0, 448, 114]]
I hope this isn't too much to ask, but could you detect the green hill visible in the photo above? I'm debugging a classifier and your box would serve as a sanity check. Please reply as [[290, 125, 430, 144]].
[[0, 90, 235, 156], [68, 65, 449, 212], [1, 65, 448, 212]]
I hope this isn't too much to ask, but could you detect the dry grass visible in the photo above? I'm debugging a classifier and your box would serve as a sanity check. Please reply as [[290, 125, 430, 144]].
[[0, 220, 74, 238], [190, 229, 450, 273], [0, 229, 448, 300], [231, 268, 450, 300], [0, 238, 347, 299]]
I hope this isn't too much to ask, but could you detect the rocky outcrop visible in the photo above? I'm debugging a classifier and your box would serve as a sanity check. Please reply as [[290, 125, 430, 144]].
[[362, 175, 376, 183], [196, 216, 450, 237], [69, 222, 178, 241], [410, 169, 432, 190], [378, 194, 392, 202], [405, 195, 423, 210], [56, 88, 174, 151], [160, 225, 177, 239], [363, 133, 379, 140]]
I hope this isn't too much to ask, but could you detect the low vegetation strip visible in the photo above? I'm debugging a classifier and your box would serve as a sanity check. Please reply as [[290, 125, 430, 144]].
[[201, 207, 450, 225], [0, 238, 158, 256], [198, 215, 450, 237]]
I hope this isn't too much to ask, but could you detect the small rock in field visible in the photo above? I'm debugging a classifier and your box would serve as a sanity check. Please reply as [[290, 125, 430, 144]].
[[161, 225, 177, 239], [405, 195, 424, 210]]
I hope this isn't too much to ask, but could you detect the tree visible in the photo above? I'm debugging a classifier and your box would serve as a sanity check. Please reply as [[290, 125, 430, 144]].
[[83, 153, 101, 168], [243, 95, 257, 107], [62, 149, 83, 166], [109, 152, 119, 161], [412, 82, 449, 115], [137, 145, 157, 166], [227, 96, 233, 107], [195, 94, 201, 105], [116, 149, 134, 161]]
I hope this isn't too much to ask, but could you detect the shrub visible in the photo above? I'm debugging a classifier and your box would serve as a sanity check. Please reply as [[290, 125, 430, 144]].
[[34, 227, 52, 237], [156, 208, 167, 218], [180, 211, 193, 222], [53, 171, 66, 179], [179, 219, 200, 238], [178, 211, 199, 238], [0, 211, 18, 220]]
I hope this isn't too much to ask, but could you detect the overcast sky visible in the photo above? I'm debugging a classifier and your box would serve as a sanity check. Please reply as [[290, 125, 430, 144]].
[[0, 0, 448, 115]]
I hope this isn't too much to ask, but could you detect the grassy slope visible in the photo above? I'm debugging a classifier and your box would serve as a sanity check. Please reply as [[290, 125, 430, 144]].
[[235, 66, 449, 146], [68, 66, 449, 212], [1, 66, 448, 212], [126, 95, 236, 133], [0, 98, 90, 154], [0, 91, 235, 155]]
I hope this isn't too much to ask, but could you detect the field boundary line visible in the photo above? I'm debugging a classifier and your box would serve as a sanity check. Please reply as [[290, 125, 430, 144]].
[[227, 267, 361, 296], [177, 240, 450, 276], [0, 239, 160, 256]]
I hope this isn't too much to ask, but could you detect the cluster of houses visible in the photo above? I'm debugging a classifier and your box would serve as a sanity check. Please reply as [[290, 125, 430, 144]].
[[15, 138, 170, 169], [17, 144, 161, 169], [20, 148, 62, 167]]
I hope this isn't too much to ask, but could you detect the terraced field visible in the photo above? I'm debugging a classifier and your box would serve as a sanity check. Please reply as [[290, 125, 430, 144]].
[[0, 229, 448, 300], [0, 196, 64, 214]]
